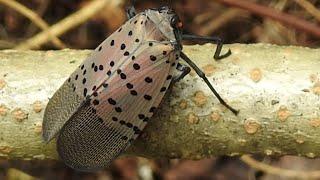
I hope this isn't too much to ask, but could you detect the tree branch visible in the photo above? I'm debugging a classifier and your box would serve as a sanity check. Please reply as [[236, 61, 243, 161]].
[[0, 44, 319, 161], [0, 0, 66, 49], [215, 0, 320, 38], [14, 0, 124, 50]]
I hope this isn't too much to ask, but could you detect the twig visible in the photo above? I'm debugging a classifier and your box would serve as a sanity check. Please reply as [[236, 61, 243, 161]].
[[198, 9, 247, 35], [14, 0, 123, 50], [215, 0, 320, 38], [241, 155, 320, 179], [257, 0, 297, 44], [26, 0, 51, 37], [0, 0, 66, 49], [294, 0, 320, 22], [0, 40, 15, 49]]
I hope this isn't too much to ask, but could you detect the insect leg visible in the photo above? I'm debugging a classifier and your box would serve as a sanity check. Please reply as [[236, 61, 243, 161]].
[[172, 63, 191, 83], [180, 52, 239, 115], [126, 0, 137, 19], [182, 34, 231, 60]]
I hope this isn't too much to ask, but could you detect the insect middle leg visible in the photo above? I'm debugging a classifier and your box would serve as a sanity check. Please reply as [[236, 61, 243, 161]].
[[172, 63, 191, 83], [182, 34, 231, 60], [126, 0, 137, 19]]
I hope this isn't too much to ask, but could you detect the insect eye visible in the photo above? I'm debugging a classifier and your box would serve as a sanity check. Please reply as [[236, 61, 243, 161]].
[[170, 15, 183, 29]]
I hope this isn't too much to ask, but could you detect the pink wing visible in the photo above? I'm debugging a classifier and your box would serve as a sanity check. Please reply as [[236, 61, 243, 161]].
[[43, 13, 149, 142], [57, 31, 179, 170], [71, 14, 149, 100]]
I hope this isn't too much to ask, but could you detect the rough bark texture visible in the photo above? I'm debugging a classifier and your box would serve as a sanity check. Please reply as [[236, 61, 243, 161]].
[[0, 44, 319, 161]]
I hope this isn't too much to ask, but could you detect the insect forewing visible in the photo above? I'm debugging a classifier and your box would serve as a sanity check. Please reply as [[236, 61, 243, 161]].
[[42, 13, 147, 142], [54, 10, 178, 170], [57, 42, 176, 170]]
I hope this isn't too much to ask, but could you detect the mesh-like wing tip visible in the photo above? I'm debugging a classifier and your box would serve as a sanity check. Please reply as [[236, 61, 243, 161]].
[[57, 144, 108, 172], [61, 161, 107, 172]]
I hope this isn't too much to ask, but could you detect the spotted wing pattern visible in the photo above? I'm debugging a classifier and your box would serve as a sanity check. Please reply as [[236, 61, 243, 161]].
[[56, 12, 179, 171], [43, 13, 148, 142], [57, 42, 177, 170]]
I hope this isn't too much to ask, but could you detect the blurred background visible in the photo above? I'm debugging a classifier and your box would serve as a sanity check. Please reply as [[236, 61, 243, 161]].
[[0, 0, 320, 179]]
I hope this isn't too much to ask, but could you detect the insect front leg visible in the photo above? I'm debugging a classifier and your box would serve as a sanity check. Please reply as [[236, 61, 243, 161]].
[[126, 0, 137, 19], [172, 63, 191, 83], [182, 34, 231, 60], [180, 52, 239, 115]]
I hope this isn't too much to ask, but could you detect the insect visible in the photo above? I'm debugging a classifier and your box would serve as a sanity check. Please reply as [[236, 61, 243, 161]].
[[42, 1, 239, 171]]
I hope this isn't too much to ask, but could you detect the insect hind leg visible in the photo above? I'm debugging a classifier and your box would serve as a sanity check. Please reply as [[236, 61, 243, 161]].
[[179, 52, 239, 115], [172, 63, 191, 83], [182, 34, 231, 60], [126, 0, 137, 19]]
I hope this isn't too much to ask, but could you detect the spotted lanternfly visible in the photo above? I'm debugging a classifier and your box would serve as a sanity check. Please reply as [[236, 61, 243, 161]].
[[42, 2, 239, 171]]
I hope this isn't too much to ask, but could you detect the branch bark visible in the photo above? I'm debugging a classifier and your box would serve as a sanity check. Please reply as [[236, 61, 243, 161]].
[[0, 44, 319, 161]]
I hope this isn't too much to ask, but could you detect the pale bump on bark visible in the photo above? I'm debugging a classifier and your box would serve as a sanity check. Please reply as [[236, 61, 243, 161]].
[[0, 44, 319, 161]]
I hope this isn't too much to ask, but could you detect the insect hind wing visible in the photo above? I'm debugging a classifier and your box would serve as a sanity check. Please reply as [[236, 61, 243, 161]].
[[42, 81, 83, 142], [57, 102, 128, 171]]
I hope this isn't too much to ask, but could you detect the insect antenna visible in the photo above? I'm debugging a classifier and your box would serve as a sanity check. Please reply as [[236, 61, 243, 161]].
[[179, 52, 239, 115]]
